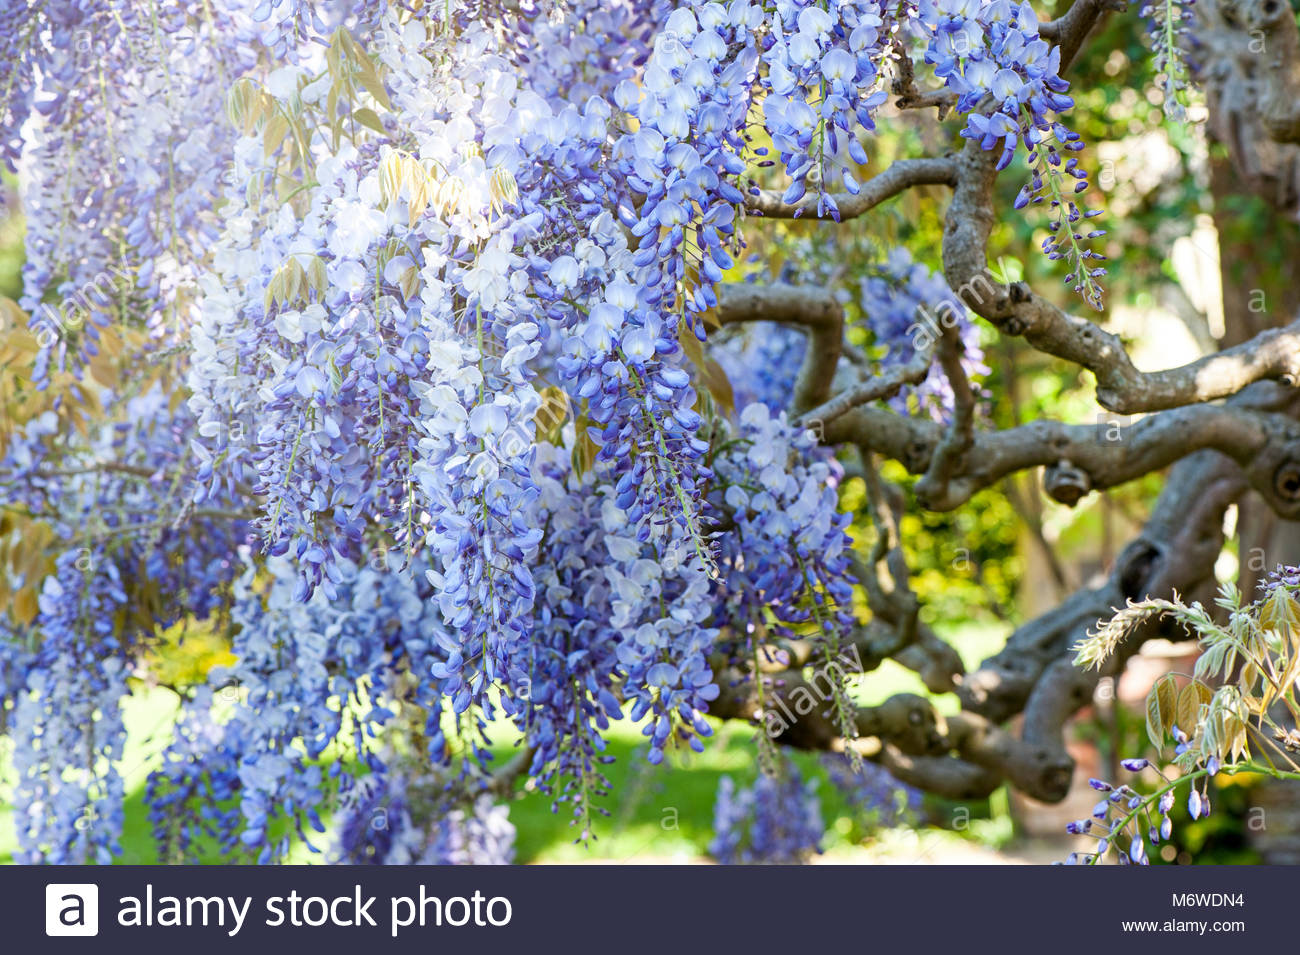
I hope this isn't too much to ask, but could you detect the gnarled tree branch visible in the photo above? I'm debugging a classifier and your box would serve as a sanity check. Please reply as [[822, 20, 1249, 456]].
[[746, 157, 957, 221], [706, 451, 1247, 803], [717, 282, 843, 413], [941, 137, 1300, 413]]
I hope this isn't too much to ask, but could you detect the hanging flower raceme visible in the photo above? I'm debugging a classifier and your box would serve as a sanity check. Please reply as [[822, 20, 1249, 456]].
[[594, 2, 768, 564], [710, 320, 807, 413], [823, 753, 922, 828], [145, 686, 245, 862], [712, 404, 856, 637], [377, 16, 550, 716], [333, 770, 516, 865], [525, 436, 720, 775], [1063, 751, 1215, 865], [920, 0, 1107, 309], [1141, 0, 1195, 121], [169, 553, 445, 862], [251, 0, 331, 58], [0, 1, 46, 182], [614, 1, 757, 331], [15, 2, 259, 385], [7, 548, 132, 864], [711, 402, 860, 748], [0, 372, 251, 864], [515, 0, 670, 107], [710, 762, 824, 864], [760, 0, 892, 218], [424, 795, 517, 865], [187, 10, 547, 722], [517, 441, 624, 833]]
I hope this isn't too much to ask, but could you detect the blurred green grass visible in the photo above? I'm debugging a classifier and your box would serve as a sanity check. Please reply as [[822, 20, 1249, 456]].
[[0, 621, 1008, 864]]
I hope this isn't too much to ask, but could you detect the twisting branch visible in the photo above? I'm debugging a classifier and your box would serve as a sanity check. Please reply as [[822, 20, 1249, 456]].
[[717, 282, 843, 413], [961, 452, 1246, 798], [746, 157, 957, 220], [719, 280, 1300, 513], [894, 87, 958, 113], [707, 452, 1247, 802], [914, 318, 978, 506], [855, 456, 921, 643], [1040, 0, 1125, 70], [942, 137, 1300, 413], [891, 38, 959, 115], [715, 282, 842, 328], [487, 747, 537, 798], [795, 334, 935, 431], [1091, 320, 1300, 413], [829, 384, 1300, 513], [854, 452, 965, 692]]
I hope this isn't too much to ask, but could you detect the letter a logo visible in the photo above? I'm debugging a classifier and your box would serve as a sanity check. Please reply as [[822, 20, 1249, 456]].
[[46, 884, 99, 937]]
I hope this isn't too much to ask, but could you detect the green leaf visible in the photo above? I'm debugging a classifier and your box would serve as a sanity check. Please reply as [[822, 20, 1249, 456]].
[[397, 265, 420, 303], [327, 81, 342, 150], [571, 412, 598, 478], [1146, 673, 1178, 749], [306, 255, 328, 293], [352, 54, 393, 111], [534, 387, 571, 444], [263, 113, 289, 159], [1176, 681, 1204, 736], [341, 29, 393, 111], [1260, 586, 1300, 635], [13, 586, 38, 625], [352, 107, 386, 136]]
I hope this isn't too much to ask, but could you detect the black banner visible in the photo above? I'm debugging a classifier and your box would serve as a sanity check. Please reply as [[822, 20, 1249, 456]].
[[4, 863, 1285, 953]]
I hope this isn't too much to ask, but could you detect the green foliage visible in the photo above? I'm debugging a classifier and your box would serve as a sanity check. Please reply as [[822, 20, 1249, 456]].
[[1077, 581, 1300, 772]]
